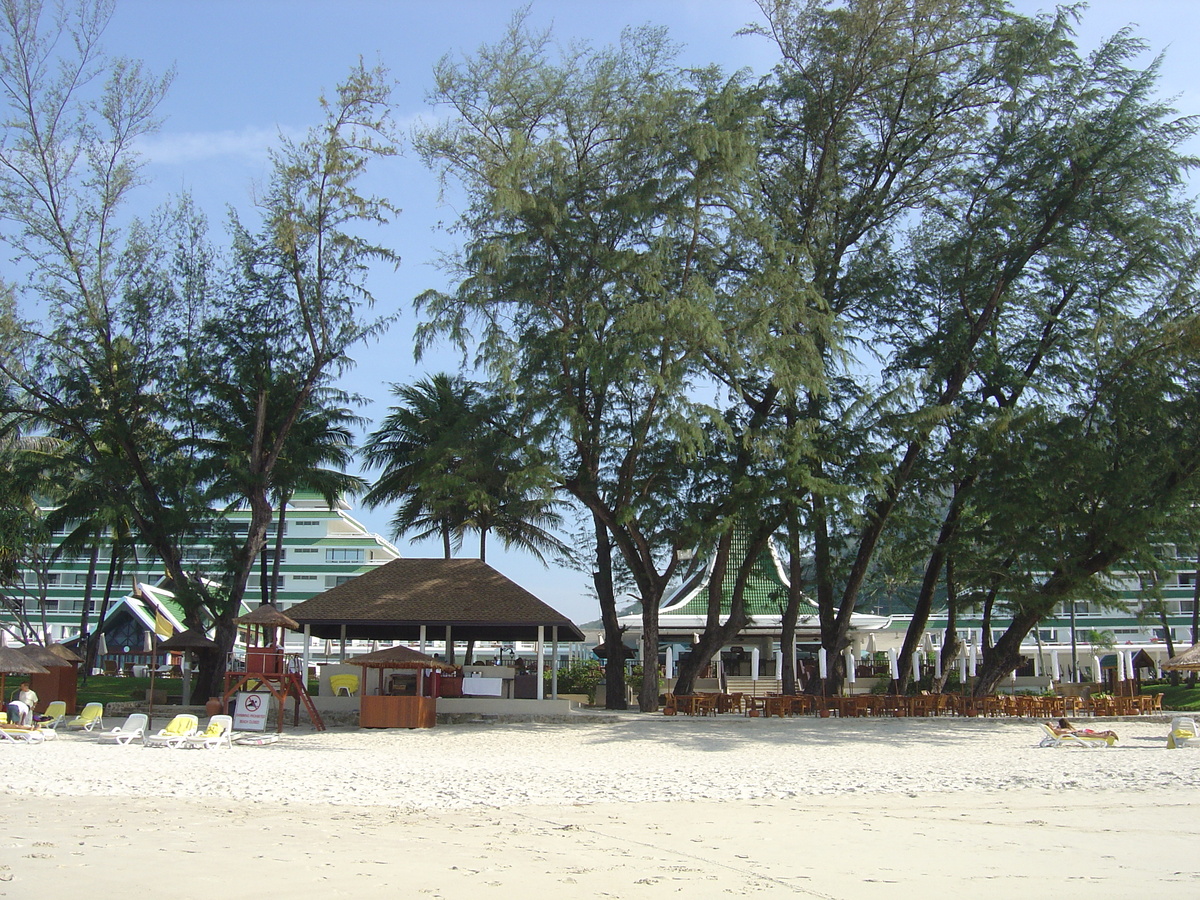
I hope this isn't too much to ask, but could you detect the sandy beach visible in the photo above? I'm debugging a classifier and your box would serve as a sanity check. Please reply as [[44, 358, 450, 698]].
[[2, 714, 1197, 898]]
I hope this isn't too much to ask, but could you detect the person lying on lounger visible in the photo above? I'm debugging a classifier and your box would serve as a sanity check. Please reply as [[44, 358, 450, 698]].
[[1047, 718, 1118, 742]]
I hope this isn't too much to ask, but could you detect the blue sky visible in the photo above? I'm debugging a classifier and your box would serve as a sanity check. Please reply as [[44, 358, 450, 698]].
[[92, 0, 1200, 623]]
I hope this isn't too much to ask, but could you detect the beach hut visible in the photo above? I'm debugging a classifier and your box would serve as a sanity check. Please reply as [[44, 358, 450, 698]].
[[347, 644, 457, 728], [0, 647, 49, 708], [20, 644, 80, 713]]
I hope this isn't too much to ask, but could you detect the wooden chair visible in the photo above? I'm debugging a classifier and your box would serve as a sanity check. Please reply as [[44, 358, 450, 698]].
[[695, 693, 719, 716]]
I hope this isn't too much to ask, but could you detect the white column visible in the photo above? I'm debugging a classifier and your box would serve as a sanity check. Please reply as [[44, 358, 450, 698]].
[[665, 646, 674, 680], [419, 625, 427, 655], [751, 646, 760, 681], [536, 626, 545, 700], [551, 626, 558, 699], [1032, 652, 1041, 677], [302, 625, 311, 684]]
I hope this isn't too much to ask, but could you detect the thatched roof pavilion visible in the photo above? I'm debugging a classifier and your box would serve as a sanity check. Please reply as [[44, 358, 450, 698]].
[[1163, 644, 1200, 671], [285, 558, 584, 643]]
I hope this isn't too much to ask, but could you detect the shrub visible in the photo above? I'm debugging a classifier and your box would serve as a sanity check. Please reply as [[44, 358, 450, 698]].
[[545, 660, 603, 703]]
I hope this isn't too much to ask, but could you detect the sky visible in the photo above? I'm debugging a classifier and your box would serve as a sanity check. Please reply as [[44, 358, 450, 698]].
[[65, 0, 1200, 624]]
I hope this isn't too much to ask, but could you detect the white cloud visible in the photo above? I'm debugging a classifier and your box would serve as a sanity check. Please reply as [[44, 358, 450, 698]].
[[135, 125, 306, 167]]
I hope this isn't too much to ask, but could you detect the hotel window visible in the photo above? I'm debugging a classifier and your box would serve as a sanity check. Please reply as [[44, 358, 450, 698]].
[[325, 548, 364, 564], [325, 575, 354, 588]]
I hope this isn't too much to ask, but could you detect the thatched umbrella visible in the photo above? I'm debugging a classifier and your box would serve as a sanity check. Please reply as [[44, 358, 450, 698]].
[[159, 630, 219, 705], [0, 647, 49, 704], [347, 644, 456, 698], [234, 604, 298, 647], [47, 643, 83, 664], [16, 644, 71, 670], [1162, 644, 1200, 671], [591, 641, 637, 661], [159, 629, 219, 652]]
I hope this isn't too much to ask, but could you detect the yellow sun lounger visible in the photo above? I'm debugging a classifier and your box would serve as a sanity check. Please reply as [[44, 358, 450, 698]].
[[66, 702, 104, 731], [143, 714, 198, 749], [1039, 723, 1116, 748]]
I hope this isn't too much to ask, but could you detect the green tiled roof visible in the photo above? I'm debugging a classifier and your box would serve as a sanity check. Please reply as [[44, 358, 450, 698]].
[[670, 531, 818, 618]]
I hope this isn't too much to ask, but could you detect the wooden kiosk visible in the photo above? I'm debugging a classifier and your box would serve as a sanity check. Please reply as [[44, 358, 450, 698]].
[[349, 644, 458, 729], [22, 643, 81, 714]]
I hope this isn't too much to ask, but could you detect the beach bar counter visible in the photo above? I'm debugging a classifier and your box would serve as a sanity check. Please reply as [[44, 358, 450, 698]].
[[349, 645, 457, 728]]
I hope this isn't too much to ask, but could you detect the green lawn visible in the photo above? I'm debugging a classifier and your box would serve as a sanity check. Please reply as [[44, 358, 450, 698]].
[[75, 675, 320, 707], [76, 675, 181, 707], [1145, 681, 1200, 712]]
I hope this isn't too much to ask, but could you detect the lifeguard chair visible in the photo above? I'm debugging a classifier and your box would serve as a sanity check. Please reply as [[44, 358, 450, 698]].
[[222, 605, 324, 732]]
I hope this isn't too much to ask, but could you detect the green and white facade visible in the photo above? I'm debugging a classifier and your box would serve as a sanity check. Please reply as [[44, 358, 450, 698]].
[[2, 493, 401, 645]]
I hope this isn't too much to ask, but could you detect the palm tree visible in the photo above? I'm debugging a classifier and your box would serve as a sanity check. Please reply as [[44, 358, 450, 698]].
[[264, 396, 366, 603], [361, 374, 567, 562], [197, 380, 366, 603]]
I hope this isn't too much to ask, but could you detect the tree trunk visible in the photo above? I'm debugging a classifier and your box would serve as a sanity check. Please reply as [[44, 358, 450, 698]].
[[77, 546, 99, 682], [779, 513, 805, 695], [673, 527, 774, 695], [638, 597, 660, 712], [898, 483, 968, 685], [973, 608, 1039, 695], [932, 558, 961, 693], [593, 517, 626, 710]]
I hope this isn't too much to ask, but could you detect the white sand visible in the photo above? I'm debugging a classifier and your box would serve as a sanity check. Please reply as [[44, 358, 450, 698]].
[[2, 714, 1197, 898]]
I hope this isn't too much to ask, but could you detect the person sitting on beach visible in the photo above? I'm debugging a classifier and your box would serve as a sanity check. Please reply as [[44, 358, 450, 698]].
[[1048, 717, 1118, 742]]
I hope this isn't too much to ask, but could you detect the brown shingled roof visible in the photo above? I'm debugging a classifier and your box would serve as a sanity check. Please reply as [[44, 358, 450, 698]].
[[285, 558, 584, 643]]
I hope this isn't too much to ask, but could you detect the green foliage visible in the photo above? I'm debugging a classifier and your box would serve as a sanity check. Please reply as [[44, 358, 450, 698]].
[[1149, 682, 1200, 713], [544, 660, 604, 703]]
